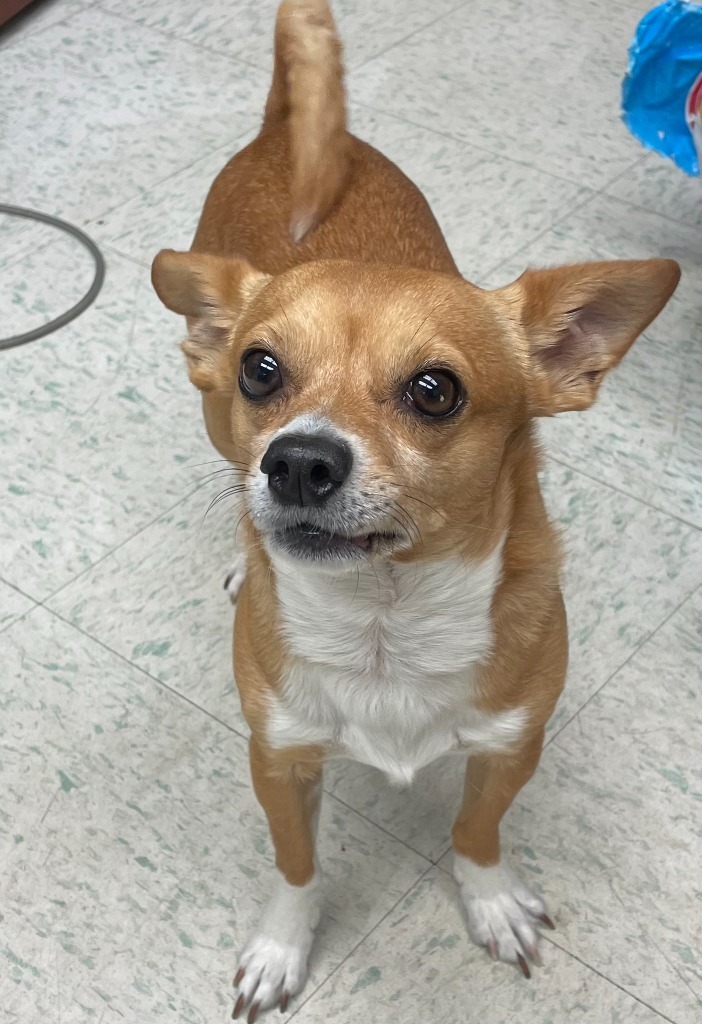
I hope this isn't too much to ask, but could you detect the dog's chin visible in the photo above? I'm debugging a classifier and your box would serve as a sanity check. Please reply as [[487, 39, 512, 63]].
[[264, 521, 402, 567]]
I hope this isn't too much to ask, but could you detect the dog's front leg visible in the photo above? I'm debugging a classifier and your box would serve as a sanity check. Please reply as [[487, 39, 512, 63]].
[[233, 736, 323, 1020], [451, 729, 555, 977]]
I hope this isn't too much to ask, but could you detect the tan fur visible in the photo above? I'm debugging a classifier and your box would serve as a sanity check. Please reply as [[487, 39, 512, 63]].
[[452, 728, 546, 865], [150, 0, 680, 998], [264, 0, 350, 242]]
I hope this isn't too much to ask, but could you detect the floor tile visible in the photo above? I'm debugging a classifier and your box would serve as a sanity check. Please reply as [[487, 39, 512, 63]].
[[606, 152, 702, 230], [0, 211, 58, 272], [438, 586, 702, 1023], [0, 4, 267, 223], [619, 0, 672, 13], [0, 0, 83, 51], [349, 0, 644, 189], [92, 134, 257, 266], [0, 579, 35, 633], [0, 243, 212, 600], [0, 231, 96, 342], [484, 193, 702, 528], [0, 607, 428, 1023], [324, 460, 702, 860], [293, 868, 666, 1024], [96, 0, 463, 71], [48, 490, 248, 733]]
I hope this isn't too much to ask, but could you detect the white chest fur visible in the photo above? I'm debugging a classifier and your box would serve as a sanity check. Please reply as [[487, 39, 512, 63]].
[[266, 544, 526, 785]]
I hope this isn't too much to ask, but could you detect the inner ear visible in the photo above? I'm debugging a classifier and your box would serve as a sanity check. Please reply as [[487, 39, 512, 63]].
[[533, 302, 615, 397], [151, 249, 270, 392], [499, 259, 680, 415]]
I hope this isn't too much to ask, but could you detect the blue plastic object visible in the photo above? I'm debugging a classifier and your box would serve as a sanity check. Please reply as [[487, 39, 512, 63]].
[[622, 0, 702, 176]]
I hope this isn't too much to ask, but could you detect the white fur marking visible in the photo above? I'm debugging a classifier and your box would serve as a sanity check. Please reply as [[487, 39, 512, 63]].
[[453, 855, 547, 964], [234, 869, 322, 1010], [267, 543, 527, 785], [224, 551, 247, 604]]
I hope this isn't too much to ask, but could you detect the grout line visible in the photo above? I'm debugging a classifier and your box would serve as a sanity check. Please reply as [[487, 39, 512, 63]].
[[321, 788, 434, 866], [286, 864, 436, 1020], [0, 583, 40, 636], [546, 580, 702, 750], [0, 575, 36, 602], [99, 243, 150, 270], [34, 485, 205, 609], [478, 139, 696, 282], [600, 188, 702, 232], [349, 0, 473, 73], [436, 851, 453, 874], [479, 187, 607, 281], [80, 1, 266, 68], [547, 454, 702, 534], [44, 601, 251, 742], [287, 863, 679, 1024], [89, 0, 468, 78], [597, 152, 650, 193], [540, 936, 680, 1024], [82, 127, 260, 232], [348, 96, 596, 191], [586, 185, 702, 232]]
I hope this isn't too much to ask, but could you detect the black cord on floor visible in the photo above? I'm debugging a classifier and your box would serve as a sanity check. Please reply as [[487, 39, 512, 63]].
[[0, 204, 106, 352]]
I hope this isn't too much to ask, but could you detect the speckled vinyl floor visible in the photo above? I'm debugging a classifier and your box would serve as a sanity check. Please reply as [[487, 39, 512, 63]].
[[1, 1, 701, 1022]]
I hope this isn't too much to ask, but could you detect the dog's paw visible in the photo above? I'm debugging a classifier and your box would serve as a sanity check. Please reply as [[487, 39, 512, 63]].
[[233, 874, 321, 1021], [224, 552, 247, 604], [233, 934, 309, 1020], [453, 856, 554, 978]]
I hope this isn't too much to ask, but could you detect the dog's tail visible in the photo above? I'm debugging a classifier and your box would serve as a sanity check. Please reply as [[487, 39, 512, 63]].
[[264, 0, 350, 243]]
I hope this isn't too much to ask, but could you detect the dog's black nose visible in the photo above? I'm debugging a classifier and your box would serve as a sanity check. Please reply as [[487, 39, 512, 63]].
[[261, 433, 352, 506]]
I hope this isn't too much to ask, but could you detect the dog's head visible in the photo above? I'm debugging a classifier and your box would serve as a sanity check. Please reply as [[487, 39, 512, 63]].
[[152, 252, 679, 568]]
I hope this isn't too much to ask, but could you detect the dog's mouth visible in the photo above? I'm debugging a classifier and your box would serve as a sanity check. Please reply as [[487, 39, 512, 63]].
[[272, 521, 400, 561]]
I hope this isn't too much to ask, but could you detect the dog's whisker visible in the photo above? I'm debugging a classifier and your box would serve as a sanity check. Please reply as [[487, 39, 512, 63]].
[[401, 491, 449, 523], [197, 468, 254, 486], [389, 501, 417, 539], [188, 457, 252, 471], [204, 486, 249, 519], [396, 503, 424, 547], [234, 507, 253, 544]]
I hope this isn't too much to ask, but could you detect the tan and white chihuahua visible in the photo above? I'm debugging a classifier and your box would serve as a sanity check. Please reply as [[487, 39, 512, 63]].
[[151, 1, 680, 1018]]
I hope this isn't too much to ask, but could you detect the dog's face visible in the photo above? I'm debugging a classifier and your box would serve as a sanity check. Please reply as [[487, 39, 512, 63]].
[[152, 253, 679, 568]]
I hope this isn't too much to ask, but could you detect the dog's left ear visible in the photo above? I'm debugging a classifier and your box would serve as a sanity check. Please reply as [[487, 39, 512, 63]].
[[151, 249, 270, 392], [499, 259, 680, 415]]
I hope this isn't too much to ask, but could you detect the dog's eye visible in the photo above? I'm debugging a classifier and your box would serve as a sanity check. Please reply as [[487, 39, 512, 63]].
[[239, 349, 283, 399], [404, 369, 462, 419]]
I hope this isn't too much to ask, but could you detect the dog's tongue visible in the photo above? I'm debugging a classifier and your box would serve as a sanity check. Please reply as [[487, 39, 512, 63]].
[[350, 534, 372, 551]]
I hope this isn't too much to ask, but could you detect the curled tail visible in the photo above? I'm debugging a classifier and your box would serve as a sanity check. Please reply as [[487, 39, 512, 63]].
[[264, 0, 350, 243]]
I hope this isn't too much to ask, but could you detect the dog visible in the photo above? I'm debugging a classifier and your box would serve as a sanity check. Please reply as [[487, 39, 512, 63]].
[[151, 1, 680, 1018]]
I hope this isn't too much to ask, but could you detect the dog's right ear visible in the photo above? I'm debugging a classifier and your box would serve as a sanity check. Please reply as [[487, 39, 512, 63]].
[[151, 249, 270, 392]]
